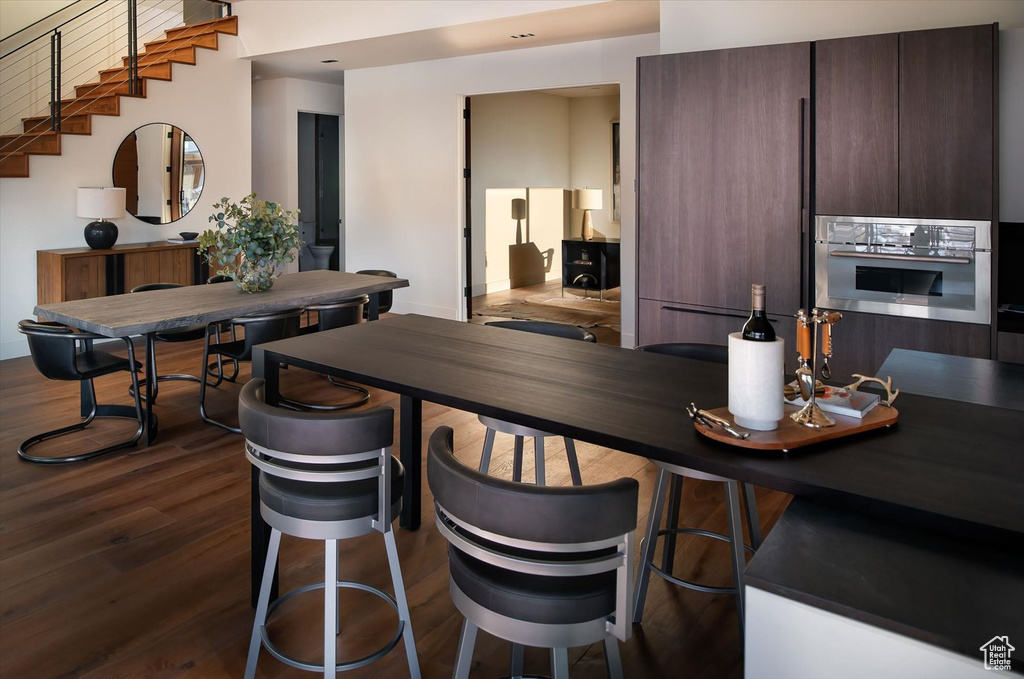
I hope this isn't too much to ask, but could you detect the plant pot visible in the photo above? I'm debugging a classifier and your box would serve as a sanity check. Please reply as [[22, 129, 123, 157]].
[[235, 260, 278, 293]]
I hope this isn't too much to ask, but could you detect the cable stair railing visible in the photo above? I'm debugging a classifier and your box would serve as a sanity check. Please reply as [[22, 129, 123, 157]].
[[0, 0, 234, 177]]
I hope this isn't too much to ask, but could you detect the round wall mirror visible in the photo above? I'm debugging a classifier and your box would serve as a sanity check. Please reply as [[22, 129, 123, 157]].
[[112, 123, 205, 224]]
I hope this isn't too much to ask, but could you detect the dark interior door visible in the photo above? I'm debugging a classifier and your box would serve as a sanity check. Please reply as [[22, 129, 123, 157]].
[[316, 115, 341, 270], [638, 43, 809, 316]]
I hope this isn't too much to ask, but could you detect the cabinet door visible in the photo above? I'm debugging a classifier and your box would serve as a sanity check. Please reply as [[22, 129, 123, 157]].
[[816, 34, 898, 217], [638, 43, 808, 316], [825, 311, 990, 381], [62, 256, 106, 301], [638, 298, 798, 374], [899, 25, 995, 220]]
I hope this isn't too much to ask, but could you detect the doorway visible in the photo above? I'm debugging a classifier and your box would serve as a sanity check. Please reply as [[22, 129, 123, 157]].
[[463, 85, 621, 344], [297, 112, 341, 270]]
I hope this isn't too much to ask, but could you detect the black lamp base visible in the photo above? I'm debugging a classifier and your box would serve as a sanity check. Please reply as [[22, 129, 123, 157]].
[[84, 220, 118, 250]]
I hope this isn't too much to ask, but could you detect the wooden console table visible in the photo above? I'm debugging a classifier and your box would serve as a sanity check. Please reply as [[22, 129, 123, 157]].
[[37, 240, 206, 305]]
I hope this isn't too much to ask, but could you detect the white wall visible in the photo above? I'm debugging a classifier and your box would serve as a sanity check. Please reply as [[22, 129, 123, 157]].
[[745, 588, 990, 678], [471, 91, 570, 293], [660, 0, 1024, 54], [345, 32, 658, 346], [251, 77, 345, 270], [1001, 28, 1024, 222], [569, 94, 619, 239], [0, 38, 251, 359], [232, 0, 601, 57]]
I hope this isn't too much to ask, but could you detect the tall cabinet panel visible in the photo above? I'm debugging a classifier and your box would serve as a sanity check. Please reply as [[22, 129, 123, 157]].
[[638, 43, 809, 330], [899, 25, 995, 220], [815, 34, 899, 217]]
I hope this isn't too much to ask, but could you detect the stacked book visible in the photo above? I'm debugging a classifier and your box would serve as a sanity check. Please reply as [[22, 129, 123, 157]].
[[784, 384, 881, 419]]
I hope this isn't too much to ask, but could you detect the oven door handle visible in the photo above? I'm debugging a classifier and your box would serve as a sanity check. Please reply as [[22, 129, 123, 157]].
[[828, 250, 972, 265]]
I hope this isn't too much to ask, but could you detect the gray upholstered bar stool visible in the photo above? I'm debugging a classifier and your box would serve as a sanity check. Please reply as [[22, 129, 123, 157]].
[[478, 321, 596, 486], [429, 426, 637, 679], [239, 379, 419, 679], [632, 343, 762, 640]]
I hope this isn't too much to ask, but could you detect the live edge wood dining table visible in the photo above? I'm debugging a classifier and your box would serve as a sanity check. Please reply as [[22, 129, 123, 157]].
[[251, 314, 1024, 602], [32, 270, 409, 445]]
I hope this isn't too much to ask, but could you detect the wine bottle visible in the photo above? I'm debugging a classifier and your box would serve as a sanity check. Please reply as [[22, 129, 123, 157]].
[[741, 284, 776, 342]]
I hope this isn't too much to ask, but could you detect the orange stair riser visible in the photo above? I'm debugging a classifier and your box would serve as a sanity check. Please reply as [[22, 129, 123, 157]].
[[0, 135, 61, 155], [164, 16, 237, 40], [23, 116, 90, 135], [100, 62, 171, 82], [143, 33, 217, 54], [60, 96, 120, 117], [125, 48, 196, 68], [0, 154, 30, 178], [75, 80, 147, 98]]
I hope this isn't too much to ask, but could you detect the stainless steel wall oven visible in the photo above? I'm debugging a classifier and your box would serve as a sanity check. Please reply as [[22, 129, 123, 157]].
[[815, 216, 991, 324]]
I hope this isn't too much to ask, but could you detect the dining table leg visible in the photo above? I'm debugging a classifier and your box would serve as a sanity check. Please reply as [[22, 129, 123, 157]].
[[143, 333, 159, 445], [399, 394, 422, 530], [250, 348, 280, 607]]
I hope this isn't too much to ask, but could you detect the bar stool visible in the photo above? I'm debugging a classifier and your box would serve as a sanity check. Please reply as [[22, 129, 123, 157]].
[[632, 343, 762, 641], [429, 425, 636, 679], [239, 379, 419, 679], [279, 295, 370, 411], [478, 321, 595, 486]]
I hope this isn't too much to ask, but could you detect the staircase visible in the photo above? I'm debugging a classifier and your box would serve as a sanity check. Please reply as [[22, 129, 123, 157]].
[[0, 15, 237, 179]]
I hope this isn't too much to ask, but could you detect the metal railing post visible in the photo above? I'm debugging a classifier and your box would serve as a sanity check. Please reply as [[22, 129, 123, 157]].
[[49, 30, 62, 131], [127, 0, 139, 95]]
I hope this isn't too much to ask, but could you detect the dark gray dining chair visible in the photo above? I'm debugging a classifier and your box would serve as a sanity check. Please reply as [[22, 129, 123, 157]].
[[129, 283, 210, 402], [429, 425, 636, 679], [17, 319, 144, 463], [355, 269, 397, 318], [633, 342, 761, 641], [280, 294, 371, 410], [478, 320, 596, 486], [240, 379, 419, 678], [198, 308, 303, 433]]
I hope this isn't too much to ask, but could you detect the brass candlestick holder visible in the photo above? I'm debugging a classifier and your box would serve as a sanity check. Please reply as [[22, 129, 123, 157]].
[[791, 308, 842, 429]]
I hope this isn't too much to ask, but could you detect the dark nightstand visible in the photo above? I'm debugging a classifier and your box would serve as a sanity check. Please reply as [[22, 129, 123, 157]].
[[561, 239, 620, 300]]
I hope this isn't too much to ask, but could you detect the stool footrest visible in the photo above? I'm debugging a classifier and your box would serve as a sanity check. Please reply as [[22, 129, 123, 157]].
[[645, 527, 755, 595], [260, 580, 404, 673]]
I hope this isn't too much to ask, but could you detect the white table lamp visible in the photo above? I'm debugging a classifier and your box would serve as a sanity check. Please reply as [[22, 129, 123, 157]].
[[77, 187, 126, 250], [573, 188, 602, 241]]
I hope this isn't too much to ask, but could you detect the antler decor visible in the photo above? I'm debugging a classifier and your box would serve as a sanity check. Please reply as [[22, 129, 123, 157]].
[[845, 374, 900, 407]]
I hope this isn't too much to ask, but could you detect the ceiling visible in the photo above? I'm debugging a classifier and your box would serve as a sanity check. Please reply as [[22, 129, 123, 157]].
[[248, 0, 660, 84]]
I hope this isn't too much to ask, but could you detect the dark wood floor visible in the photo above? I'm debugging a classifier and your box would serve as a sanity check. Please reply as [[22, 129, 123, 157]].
[[0, 315, 789, 679]]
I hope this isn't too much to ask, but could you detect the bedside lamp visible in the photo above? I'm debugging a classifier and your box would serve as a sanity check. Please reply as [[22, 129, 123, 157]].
[[511, 198, 527, 245], [572, 188, 602, 241], [77, 187, 126, 250]]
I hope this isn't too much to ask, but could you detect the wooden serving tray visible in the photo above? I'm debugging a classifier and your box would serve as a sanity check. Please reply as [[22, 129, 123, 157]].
[[695, 404, 899, 451]]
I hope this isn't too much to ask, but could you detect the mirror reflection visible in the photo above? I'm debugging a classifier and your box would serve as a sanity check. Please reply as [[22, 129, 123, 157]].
[[112, 123, 205, 224]]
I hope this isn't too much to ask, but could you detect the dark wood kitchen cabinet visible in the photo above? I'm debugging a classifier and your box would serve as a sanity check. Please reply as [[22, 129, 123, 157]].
[[823, 311, 990, 381], [637, 42, 809, 331], [815, 33, 899, 218], [899, 24, 996, 221], [815, 25, 996, 221]]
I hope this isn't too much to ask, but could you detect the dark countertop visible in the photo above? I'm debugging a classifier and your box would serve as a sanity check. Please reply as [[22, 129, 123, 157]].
[[745, 496, 1024, 661], [877, 348, 1024, 411]]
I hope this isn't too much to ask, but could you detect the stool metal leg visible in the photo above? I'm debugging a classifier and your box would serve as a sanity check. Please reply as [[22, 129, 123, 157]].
[[453, 619, 478, 679], [324, 538, 338, 679], [534, 437, 546, 485], [633, 468, 669, 623], [246, 528, 282, 679], [563, 438, 583, 486], [742, 483, 763, 549], [384, 528, 421, 678], [512, 436, 524, 483], [662, 474, 683, 573], [551, 647, 570, 679], [479, 428, 496, 473], [604, 636, 624, 679], [510, 643, 525, 677], [724, 481, 746, 641]]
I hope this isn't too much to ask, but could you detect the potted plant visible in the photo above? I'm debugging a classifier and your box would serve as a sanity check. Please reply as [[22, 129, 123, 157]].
[[199, 193, 303, 292]]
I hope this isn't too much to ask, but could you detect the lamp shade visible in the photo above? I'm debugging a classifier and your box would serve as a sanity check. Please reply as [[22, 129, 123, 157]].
[[511, 198, 527, 220], [573, 188, 602, 211], [76, 187, 126, 220]]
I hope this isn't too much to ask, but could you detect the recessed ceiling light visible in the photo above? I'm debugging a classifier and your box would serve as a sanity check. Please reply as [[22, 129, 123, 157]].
[[510, 33, 535, 39], [321, 59, 338, 64]]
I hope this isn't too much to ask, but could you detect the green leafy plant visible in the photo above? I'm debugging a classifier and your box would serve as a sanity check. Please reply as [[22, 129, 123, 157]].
[[199, 193, 303, 292]]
